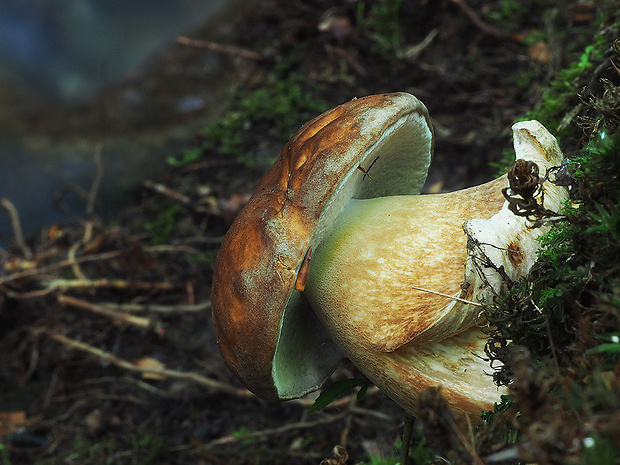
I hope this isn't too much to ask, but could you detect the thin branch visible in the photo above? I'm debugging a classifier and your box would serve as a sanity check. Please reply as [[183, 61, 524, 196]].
[[44, 331, 251, 397], [176, 36, 264, 61], [348, 403, 393, 421], [55, 394, 145, 423], [1, 198, 32, 258], [403, 28, 438, 60], [89, 300, 211, 314], [57, 295, 157, 332], [142, 180, 226, 217], [75, 375, 171, 396], [0, 249, 124, 285], [68, 239, 88, 281], [148, 244, 203, 255], [65, 144, 106, 281], [452, 415, 486, 465], [0, 245, 202, 286], [45, 278, 179, 291], [143, 180, 192, 206], [411, 285, 483, 307], [0, 284, 57, 300], [202, 413, 347, 448]]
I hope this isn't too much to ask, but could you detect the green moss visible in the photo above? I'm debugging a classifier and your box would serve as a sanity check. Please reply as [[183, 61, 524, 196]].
[[481, 102, 620, 464], [0, 444, 10, 465], [136, 435, 166, 465], [231, 427, 259, 446], [527, 44, 599, 136], [169, 67, 328, 169], [475, 8, 620, 454], [524, 9, 619, 141], [356, 0, 404, 57], [479, 395, 518, 444], [144, 204, 181, 245]]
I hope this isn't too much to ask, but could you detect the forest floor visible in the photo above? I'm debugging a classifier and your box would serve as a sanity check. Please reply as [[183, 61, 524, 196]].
[[0, 1, 615, 464]]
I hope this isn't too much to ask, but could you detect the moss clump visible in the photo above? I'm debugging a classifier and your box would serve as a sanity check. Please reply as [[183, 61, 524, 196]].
[[169, 65, 328, 169], [143, 203, 181, 245], [479, 81, 620, 465], [355, 0, 404, 57]]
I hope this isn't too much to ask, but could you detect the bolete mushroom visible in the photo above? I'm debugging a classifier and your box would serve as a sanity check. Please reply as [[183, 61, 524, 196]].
[[211, 92, 568, 421]]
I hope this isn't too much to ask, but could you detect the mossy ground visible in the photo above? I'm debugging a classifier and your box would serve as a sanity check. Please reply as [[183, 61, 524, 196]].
[[467, 20, 620, 465], [1, 1, 619, 464]]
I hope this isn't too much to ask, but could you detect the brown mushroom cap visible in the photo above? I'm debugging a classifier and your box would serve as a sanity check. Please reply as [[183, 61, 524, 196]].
[[211, 92, 433, 400]]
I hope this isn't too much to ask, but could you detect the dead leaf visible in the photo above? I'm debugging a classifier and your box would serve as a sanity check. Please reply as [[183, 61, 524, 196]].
[[134, 357, 167, 380], [0, 411, 27, 436], [320, 445, 348, 465], [528, 41, 551, 64], [84, 408, 103, 435]]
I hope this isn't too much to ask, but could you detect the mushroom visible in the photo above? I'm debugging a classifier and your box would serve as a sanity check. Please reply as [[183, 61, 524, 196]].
[[211, 92, 568, 421]]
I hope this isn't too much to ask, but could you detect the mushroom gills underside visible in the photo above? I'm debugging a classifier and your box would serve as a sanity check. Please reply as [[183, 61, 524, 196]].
[[271, 291, 342, 399], [310, 110, 433, 245]]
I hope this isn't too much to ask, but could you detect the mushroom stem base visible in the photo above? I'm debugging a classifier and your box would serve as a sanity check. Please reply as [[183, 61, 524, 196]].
[[352, 325, 502, 420]]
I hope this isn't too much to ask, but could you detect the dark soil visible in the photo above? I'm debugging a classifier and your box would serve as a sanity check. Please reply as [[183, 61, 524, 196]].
[[0, 1, 607, 464]]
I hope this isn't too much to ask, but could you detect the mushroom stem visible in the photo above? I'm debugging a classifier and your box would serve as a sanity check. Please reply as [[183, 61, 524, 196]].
[[303, 177, 507, 418], [305, 176, 506, 350], [301, 120, 569, 419]]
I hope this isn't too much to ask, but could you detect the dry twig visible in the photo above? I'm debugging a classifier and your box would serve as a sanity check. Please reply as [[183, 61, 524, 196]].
[[1, 198, 32, 258], [83, 300, 211, 314], [57, 295, 158, 332], [176, 36, 264, 61], [450, 0, 523, 42], [45, 278, 178, 291], [403, 28, 438, 60], [0, 249, 124, 286], [44, 331, 251, 397], [143, 180, 193, 206], [0, 244, 201, 287], [68, 235, 90, 281], [202, 413, 348, 448]]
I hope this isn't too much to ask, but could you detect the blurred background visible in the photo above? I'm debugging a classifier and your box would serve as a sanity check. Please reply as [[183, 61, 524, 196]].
[[0, 0, 236, 239]]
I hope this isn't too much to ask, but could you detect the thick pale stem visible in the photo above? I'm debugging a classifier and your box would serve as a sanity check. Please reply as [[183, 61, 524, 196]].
[[303, 177, 507, 418], [301, 121, 569, 419], [304, 177, 506, 353]]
